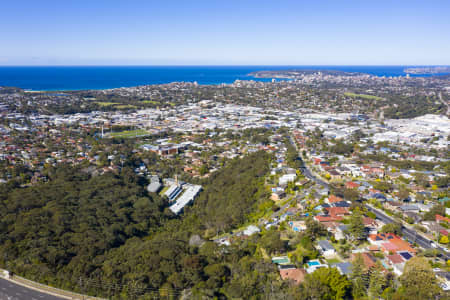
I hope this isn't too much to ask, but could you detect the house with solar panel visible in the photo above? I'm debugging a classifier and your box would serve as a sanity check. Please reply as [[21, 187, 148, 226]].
[[368, 233, 416, 258], [383, 251, 414, 275]]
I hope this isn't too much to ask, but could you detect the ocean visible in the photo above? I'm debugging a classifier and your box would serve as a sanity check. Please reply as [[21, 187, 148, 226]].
[[0, 66, 447, 91]]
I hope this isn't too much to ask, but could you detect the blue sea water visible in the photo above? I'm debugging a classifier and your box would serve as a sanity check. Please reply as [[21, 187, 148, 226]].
[[0, 66, 447, 91]]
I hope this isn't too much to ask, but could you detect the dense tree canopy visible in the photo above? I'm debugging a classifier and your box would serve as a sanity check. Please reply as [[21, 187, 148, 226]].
[[0, 151, 279, 298]]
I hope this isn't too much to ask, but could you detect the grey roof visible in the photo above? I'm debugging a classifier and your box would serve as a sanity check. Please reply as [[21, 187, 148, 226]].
[[318, 240, 335, 251], [399, 205, 420, 211], [169, 185, 202, 214], [333, 262, 352, 275], [337, 225, 348, 231], [147, 181, 162, 193]]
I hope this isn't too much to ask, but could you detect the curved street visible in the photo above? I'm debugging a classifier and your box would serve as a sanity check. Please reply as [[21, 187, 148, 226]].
[[0, 277, 66, 300]]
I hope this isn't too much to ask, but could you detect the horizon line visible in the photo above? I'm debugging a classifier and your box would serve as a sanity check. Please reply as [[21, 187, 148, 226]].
[[0, 64, 449, 67]]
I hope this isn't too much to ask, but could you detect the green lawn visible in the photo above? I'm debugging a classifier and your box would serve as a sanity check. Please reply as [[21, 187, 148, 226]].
[[344, 92, 383, 101], [109, 129, 150, 138], [326, 258, 342, 264], [94, 102, 136, 109], [115, 104, 137, 109], [159, 186, 169, 196], [95, 101, 120, 107], [142, 100, 160, 105]]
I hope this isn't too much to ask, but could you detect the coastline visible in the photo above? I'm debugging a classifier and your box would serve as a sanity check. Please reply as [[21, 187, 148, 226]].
[[0, 65, 449, 92]]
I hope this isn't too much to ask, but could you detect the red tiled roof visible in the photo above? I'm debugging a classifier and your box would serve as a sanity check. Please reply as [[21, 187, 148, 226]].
[[328, 195, 343, 203], [382, 242, 399, 252], [369, 232, 400, 241], [346, 182, 360, 189], [387, 254, 404, 264], [390, 238, 416, 253], [371, 233, 417, 254], [436, 215, 450, 223], [351, 252, 376, 270], [315, 215, 343, 222], [363, 217, 376, 226], [325, 207, 350, 216]]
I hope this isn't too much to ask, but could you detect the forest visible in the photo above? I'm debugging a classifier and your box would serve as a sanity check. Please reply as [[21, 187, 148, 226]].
[[0, 151, 279, 298]]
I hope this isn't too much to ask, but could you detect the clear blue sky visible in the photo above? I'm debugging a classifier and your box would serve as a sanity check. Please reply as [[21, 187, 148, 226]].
[[0, 0, 449, 65]]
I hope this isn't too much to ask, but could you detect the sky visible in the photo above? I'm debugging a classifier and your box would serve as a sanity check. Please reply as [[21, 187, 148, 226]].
[[0, 0, 449, 65]]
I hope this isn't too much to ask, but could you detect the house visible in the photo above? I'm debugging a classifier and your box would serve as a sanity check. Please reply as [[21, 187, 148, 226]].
[[335, 225, 348, 240], [333, 201, 351, 208], [369, 167, 385, 177], [422, 221, 446, 237], [385, 254, 406, 276], [399, 205, 420, 213], [333, 262, 353, 275], [297, 199, 308, 211], [346, 181, 360, 189], [371, 193, 387, 201], [328, 170, 341, 180], [279, 173, 297, 185], [383, 201, 403, 211], [271, 189, 286, 201], [436, 215, 450, 224], [317, 240, 336, 257], [368, 245, 380, 252], [279, 268, 307, 285], [215, 237, 231, 246], [351, 252, 376, 271], [321, 222, 341, 236], [147, 175, 162, 193], [147, 181, 162, 193], [325, 206, 350, 217], [368, 233, 417, 255], [327, 195, 343, 204], [363, 217, 378, 234], [403, 211, 422, 223], [315, 215, 343, 222], [416, 202, 433, 212], [435, 271, 450, 291], [243, 225, 260, 236]]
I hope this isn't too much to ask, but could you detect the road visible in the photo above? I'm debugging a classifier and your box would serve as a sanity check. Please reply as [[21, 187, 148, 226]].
[[365, 205, 450, 259], [290, 135, 449, 259], [438, 92, 450, 116], [300, 166, 329, 189], [270, 192, 304, 220], [0, 277, 66, 300], [288, 135, 330, 189]]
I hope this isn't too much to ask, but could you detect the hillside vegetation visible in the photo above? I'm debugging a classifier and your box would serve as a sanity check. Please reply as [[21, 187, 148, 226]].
[[0, 152, 276, 299]]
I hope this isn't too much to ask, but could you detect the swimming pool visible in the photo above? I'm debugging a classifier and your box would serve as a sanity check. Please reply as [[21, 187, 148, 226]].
[[307, 260, 321, 267]]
